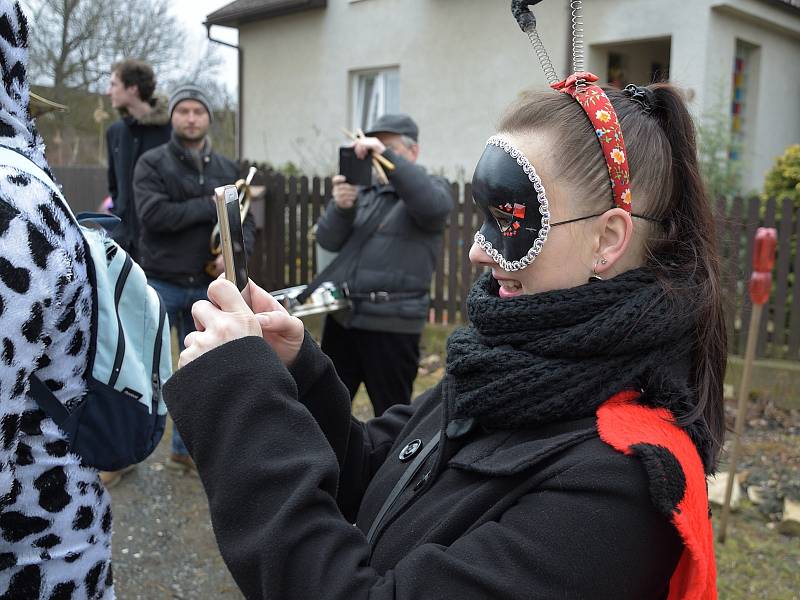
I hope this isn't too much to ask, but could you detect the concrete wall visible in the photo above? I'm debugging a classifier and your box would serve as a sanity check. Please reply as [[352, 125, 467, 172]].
[[584, 0, 712, 108], [239, 0, 567, 177], [237, 0, 800, 184], [706, 1, 800, 192]]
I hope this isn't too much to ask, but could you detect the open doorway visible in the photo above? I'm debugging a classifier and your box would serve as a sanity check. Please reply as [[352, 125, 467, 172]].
[[589, 37, 671, 89]]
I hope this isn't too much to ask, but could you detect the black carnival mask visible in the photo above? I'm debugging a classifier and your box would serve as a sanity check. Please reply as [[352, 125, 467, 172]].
[[472, 135, 551, 272]]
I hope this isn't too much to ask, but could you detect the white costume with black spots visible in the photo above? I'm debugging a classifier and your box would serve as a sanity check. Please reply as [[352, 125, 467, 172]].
[[0, 3, 113, 598]]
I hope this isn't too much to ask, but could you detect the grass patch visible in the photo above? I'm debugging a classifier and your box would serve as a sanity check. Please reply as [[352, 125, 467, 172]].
[[714, 502, 800, 598]]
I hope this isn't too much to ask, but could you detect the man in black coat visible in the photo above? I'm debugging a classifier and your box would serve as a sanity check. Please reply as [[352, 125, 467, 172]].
[[316, 114, 453, 416], [133, 84, 256, 470], [105, 59, 171, 260]]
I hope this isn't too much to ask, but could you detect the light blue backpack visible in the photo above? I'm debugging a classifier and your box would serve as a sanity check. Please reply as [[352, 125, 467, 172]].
[[0, 147, 171, 471]]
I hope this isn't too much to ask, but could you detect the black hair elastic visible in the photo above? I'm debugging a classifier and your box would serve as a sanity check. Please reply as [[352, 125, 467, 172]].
[[622, 84, 654, 115]]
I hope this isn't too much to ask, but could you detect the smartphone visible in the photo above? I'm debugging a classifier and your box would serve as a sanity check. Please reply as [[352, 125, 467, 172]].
[[339, 146, 372, 186], [214, 185, 251, 305]]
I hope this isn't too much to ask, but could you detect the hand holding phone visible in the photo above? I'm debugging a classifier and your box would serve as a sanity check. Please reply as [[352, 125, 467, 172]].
[[214, 185, 251, 306], [339, 146, 372, 187]]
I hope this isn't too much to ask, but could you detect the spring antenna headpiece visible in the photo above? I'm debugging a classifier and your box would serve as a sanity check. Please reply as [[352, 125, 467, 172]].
[[511, 0, 558, 85], [570, 0, 586, 90]]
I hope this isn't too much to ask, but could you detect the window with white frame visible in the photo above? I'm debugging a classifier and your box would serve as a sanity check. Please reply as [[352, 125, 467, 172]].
[[350, 67, 400, 133]]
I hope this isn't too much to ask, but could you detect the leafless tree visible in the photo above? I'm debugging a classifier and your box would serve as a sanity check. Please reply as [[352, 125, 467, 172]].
[[162, 41, 229, 105], [25, 0, 188, 98]]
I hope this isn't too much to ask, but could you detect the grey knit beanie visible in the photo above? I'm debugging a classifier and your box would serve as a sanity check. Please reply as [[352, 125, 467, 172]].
[[169, 84, 213, 121]]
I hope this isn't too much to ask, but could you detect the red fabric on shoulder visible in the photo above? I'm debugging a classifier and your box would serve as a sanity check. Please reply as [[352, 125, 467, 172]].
[[597, 391, 717, 600]]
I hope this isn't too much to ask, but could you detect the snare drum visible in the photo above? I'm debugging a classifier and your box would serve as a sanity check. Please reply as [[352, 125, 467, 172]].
[[270, 281, 351, 318]]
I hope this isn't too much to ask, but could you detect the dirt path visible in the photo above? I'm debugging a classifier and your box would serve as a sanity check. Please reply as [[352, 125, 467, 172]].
[[107, 424, 242, 599]]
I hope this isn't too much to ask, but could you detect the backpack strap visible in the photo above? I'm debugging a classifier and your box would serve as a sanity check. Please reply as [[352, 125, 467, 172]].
[[28, 374, 71, 426]]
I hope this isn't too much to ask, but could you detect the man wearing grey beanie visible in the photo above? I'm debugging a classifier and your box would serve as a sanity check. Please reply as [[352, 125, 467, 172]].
[[168, 84, 214, 123], [133, 83, 256, 471]]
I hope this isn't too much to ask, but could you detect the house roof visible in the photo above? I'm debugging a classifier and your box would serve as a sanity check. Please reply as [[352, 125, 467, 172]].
[[205, 0, 326, 27]]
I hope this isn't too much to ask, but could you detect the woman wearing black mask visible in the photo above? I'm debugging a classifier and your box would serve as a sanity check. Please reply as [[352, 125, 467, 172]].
[[164, 69, 723, 600]]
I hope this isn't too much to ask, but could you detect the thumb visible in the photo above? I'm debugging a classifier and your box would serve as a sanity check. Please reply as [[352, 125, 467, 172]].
[[208, 278, 253, 314], [255, 311, 299, 336]]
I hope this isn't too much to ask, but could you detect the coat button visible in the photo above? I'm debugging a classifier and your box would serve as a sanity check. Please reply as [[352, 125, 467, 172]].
[[398, 439, 423, 462]]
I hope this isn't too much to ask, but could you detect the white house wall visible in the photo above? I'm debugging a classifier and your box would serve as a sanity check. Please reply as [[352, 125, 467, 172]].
[[238, 0, 800, 186], [706, 5, 800, 191], [239, 0, 568, 177], [584, 0, 712, 109]]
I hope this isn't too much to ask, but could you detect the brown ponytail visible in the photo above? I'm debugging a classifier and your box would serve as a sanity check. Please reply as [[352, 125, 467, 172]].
[[639, 84, 726, 469]]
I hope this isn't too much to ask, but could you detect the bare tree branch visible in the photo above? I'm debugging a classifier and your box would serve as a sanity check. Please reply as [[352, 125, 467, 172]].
[[26, 0, 192, 98]]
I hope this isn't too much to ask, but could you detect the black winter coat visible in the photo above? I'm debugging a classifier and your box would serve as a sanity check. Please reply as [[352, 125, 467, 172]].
[[105, 97, 171, 258], [132, 137, 256, 286], [315, 149, 453, 334], [164, 334, 684, 600]]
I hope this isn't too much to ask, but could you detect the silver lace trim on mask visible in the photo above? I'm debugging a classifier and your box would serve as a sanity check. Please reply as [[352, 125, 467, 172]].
[[473, 135, 551, 272]]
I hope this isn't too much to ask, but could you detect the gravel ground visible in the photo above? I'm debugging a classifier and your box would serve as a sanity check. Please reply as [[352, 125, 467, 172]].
[[107, 422, 242, 600]]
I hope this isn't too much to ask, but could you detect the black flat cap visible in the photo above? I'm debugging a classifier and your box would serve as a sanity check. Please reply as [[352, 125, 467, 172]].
[[365, 113, 419, 142]]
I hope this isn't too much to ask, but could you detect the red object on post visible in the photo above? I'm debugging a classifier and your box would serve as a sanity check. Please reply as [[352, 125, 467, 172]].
[[749, 272, 772, 306], [752, 228, 777, 273], [748, 227, 777, 306]]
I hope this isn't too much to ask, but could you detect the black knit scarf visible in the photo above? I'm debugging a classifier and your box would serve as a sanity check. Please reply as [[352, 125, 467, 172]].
[[446, 269, 713, 470]]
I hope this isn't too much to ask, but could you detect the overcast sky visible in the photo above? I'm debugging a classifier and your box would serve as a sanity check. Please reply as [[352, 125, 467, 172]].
[[169, 0, 239, 94]]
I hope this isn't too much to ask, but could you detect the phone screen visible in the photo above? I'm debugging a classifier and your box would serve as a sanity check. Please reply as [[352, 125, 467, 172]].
[[214, 185, 250, 304]]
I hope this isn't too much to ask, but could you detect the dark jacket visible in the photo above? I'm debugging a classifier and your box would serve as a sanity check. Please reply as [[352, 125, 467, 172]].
[[106, 96, 171, 258], [315, 149, 453, 334], [132, 136, 256, 286], [164, 334, 684, 600]]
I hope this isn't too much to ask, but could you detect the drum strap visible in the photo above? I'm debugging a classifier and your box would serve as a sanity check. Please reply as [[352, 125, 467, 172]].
[[297, 195, 388, 304], [348, 290, 427, 303]]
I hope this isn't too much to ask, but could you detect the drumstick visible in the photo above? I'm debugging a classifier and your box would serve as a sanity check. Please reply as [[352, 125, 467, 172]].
[[238, 166, 257, 204], [245, 166, 257, 186], [374, 161, 389, 185]]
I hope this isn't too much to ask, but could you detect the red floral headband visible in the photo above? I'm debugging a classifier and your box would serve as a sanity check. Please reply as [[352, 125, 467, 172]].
[[551, 72, 632, 212]]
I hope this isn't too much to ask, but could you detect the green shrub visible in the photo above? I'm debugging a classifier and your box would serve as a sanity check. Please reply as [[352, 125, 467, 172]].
[[763, 145, 800, 207], [697, 103, 743, 201]]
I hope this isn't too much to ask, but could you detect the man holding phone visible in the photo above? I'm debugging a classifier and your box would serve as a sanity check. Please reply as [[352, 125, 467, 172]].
[[133, 84, 256, 470], [315, 113, 453, 416]]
